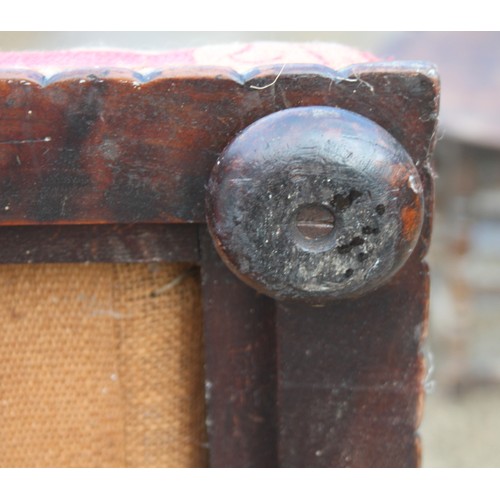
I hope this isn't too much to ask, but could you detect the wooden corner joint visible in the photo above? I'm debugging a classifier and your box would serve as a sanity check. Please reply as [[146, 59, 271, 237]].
[[201, 62, 439, 467], [0, 61, 439, 467]]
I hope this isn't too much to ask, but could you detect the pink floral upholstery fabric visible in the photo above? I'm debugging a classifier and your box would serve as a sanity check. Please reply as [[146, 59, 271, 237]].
[[0, 42, 377, 73]]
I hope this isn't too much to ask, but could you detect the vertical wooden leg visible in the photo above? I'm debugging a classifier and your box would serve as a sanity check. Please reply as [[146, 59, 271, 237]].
[[276, 256, 428, 467]]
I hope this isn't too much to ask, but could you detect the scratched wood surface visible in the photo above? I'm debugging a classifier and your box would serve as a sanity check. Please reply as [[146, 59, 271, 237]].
[[277, 254, 428, 467], [0, 224, 199, 263], [199, 227, 277, 467], [198, 62, 438, 467], [0, 63, 436, 229], [206, 105, 425, 302], [0, 62, 438, 467]]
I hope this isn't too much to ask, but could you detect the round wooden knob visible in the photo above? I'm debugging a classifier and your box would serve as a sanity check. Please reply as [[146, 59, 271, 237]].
[[206, 106, 424, 302]]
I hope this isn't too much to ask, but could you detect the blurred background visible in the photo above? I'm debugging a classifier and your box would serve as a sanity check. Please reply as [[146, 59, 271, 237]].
[[0, 31, 498, 467]]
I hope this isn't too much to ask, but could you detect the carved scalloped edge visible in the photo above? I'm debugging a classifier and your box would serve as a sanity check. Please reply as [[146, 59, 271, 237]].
[[0, 61, 439, 233], [0, 61, 440, 163], [0, 60, 439, 90], [0, 61, 440, 160], [0, 61, 440, 156]]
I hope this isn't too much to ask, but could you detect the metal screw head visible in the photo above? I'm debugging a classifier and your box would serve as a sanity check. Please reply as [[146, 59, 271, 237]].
[[295, 204, 335, 240]]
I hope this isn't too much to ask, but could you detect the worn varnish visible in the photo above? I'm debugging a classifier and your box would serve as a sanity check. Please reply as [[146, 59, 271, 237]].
[[0, 63, 436, 231], [0, 61, 439, 468], [0, 224, 200, 263], [277, 253, 429, 467], [207, 106, 424, 302], [199, 228, 277, 467], [202, 62, 438, 466]]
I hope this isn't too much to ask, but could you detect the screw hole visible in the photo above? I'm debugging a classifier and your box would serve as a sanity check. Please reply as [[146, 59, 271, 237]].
[[358, 252, 369, 262], [350, 236, 364, 246], [336, 236, 365, 255], [330, 189, 363, 212], [362, 226, 380, 235]]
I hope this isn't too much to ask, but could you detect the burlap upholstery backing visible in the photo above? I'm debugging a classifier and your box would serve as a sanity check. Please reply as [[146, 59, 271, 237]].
[[0, 263, 207, 467]]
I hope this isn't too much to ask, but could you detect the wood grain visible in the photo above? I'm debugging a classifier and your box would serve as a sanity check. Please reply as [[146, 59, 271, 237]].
[[0, 224, 200, 263], [277, 253, 429, 467], [0, 63, 437, 234], [268, 63, 439, 467], [0, 61, 439, 467], [199, 227, 278, 467]]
